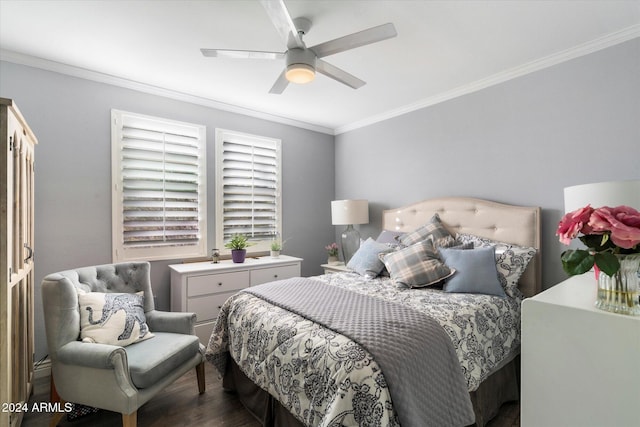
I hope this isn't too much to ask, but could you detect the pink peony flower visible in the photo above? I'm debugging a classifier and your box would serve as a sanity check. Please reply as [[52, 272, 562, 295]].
[[325, 242, 339, 256], [556, 205, 594, 245], [558, 204, 640, 277], [613, 205, 640, 228], [589, 206, 640, 249]]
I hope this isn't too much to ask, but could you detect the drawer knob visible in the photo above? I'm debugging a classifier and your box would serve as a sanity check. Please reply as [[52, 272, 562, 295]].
[[218, 282, 222, 286], [274, 274, 278, 278]]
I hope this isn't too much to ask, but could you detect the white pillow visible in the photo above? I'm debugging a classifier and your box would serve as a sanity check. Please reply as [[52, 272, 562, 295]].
[[78, 291, 153, 347]]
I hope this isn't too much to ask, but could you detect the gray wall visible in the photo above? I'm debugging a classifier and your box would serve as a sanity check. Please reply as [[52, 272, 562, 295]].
[[0, 61, 335, 361], [335, 38, 640, 290]]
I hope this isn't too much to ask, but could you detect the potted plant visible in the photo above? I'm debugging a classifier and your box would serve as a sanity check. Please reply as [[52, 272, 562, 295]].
[[325, 242, 340, 264], [270, 240, 282, 258], [225, 234, 252, 263]]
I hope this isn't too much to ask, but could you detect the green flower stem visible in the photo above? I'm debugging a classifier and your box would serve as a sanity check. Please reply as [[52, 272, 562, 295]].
[[595, 254, 640, 315]]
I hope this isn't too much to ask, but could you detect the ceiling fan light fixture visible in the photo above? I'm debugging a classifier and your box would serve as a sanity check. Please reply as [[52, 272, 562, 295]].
[[285, 63, 315, 84], [201, 1, 397, 94]]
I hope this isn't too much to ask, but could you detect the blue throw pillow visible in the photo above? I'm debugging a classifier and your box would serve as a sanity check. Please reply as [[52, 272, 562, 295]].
[[439, 246, 506, 297], [347, 237, 394, 278], [456, 233, 537, 298]]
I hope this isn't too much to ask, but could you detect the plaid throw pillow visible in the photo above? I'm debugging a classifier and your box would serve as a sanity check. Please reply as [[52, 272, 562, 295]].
[[381, 240, 454, 288], [398, 213, 453, 247]]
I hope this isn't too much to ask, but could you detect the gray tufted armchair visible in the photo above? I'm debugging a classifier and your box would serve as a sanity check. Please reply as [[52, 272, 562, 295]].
[[41, 262, 205, 427]]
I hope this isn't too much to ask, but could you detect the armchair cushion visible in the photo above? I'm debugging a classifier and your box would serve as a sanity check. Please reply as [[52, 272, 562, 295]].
[[78, 291, 153, 347], [125, 332, 200, 389]]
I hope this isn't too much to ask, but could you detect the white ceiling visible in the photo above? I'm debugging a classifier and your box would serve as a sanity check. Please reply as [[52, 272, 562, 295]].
[[1, 1, 639, 134]]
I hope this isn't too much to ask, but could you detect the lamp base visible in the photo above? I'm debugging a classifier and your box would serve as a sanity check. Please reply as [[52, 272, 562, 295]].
[[341, 225, 361, 264]]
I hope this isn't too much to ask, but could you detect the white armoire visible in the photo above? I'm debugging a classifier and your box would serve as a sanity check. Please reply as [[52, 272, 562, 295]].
[[1, 98, 37, 427]]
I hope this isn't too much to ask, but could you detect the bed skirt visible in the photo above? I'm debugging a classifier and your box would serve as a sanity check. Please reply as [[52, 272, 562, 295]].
[[222, 354, 520, 427]]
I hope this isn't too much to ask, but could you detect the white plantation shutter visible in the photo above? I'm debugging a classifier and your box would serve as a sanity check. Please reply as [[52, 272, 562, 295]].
[[112, 110, 206, 261], [215, 129, 281, 253]]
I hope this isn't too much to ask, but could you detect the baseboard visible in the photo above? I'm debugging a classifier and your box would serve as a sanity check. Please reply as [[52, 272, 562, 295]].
[[34, 358, 51, 379]]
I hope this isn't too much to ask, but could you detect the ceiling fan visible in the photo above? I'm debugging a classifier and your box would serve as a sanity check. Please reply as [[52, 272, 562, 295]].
[[201, 0, 397, 94]]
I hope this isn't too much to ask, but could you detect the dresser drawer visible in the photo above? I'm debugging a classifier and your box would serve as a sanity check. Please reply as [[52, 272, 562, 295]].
[[187, 270, 249, 297], [187, 291, 237, 323], [250, 264, 300, 286]]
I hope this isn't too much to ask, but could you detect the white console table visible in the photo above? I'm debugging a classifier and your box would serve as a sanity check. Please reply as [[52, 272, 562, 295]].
[[170, 255, 302, 344], [521, 273, 640, 427]]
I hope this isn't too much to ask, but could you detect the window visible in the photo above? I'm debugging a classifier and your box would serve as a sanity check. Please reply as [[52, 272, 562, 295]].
[[215, 129, 281, 254], [111, 110, 206, 262]]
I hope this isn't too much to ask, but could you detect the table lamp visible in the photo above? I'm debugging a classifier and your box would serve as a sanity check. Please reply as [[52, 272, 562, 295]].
[[331, 199, 369, 263]]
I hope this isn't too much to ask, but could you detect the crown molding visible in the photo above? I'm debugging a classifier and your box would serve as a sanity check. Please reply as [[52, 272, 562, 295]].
[[2, 23, 638, 137], [0, 49, 334, 135], [335, 25, 640, 135]]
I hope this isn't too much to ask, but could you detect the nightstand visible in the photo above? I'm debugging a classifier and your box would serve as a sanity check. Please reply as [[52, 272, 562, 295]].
[[521, 273, 640, 427], [320, 262, 349, 274]]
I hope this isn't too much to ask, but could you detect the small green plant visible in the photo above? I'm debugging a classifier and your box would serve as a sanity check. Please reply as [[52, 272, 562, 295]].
[[224, 234, 252, 250], [270, 240, 282, 251]]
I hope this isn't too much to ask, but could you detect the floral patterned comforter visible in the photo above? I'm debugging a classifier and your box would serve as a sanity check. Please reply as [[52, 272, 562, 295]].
[[206, 272, 522, 427]]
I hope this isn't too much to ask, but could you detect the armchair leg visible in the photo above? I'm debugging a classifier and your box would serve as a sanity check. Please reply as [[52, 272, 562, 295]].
[[122, 411, 137, 427], [49, 411, 65, 427], [50, 376, 60, 403], [49, 377, 65, 427], [196, 361, 205, 394]]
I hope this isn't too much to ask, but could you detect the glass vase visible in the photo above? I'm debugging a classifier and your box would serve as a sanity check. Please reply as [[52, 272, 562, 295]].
[[340, 224, 361, 264], [595, 254, 640, 316]]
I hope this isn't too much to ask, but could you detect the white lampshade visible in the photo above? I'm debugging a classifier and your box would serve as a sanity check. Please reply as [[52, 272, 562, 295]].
[[564, 180, 640, 213], [331, 200, 369, 225]]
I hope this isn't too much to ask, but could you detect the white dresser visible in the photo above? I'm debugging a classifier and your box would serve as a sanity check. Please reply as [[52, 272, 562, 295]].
[[521, 273, 640, 427], [170, 255, 302, 344]]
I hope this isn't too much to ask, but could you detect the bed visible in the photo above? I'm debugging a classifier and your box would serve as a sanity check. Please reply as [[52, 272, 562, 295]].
[[206, 197, 541, 427]]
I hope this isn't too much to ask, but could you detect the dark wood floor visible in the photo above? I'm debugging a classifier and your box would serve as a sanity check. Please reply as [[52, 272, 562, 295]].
[[22, 363, 519, 426]]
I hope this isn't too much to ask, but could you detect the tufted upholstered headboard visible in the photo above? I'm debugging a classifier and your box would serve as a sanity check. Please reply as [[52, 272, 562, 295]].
[[382, 197, 541, 297]]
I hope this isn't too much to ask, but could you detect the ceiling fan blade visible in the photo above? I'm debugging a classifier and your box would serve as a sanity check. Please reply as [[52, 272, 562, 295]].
[[316, 60, 365, 89], [311, 23, 397, 58], [200, 49, 284, 60], [269, 70, 290, 94], [259, 0, 304, 49]]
